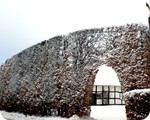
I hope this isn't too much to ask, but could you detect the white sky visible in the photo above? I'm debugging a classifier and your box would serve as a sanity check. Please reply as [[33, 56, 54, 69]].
[[0, 0, 149, 64]]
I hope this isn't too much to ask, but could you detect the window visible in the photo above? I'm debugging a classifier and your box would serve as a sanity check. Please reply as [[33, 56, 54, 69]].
[[92, 85, 124, 105]]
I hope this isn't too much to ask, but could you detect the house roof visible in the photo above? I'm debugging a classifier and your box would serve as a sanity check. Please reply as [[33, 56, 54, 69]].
[[94, 65, 121, 86]]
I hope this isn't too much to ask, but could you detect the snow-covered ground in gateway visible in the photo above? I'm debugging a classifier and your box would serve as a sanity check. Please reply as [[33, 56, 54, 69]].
[[90, 106, 126, 120], [0, 106, 127, 120]]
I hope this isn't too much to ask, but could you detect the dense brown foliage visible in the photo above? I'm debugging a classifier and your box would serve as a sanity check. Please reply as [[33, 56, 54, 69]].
[[0, 24, 150, 119]]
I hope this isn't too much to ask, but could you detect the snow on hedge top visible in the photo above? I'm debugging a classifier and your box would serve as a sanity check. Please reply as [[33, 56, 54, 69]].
[[94, 65, 120, 86], [124, 88, 150, 98]]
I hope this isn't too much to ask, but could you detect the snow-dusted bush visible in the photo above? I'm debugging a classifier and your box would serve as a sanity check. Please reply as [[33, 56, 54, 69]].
[[1, 23, 150, 120]]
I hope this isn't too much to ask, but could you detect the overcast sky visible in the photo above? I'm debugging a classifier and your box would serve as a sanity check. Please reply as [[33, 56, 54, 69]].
[[0, 0, 149, 64]]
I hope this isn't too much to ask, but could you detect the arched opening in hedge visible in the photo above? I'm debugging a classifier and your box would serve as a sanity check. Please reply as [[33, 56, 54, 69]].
[[92, 65, 124, 105]]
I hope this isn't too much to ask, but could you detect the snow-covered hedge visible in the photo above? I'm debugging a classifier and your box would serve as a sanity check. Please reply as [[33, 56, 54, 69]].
[[124, 88, 150, 119], [0, 23, 150, 119]]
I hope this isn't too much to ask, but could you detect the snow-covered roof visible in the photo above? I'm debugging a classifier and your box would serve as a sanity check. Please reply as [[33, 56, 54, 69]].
[[94, 65, 121, 86]]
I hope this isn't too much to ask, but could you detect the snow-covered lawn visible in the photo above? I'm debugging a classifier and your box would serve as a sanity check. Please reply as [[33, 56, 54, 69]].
[[0, 105, 127, 120], [0, 113, 5, 120], [2, 105, 150, 120]]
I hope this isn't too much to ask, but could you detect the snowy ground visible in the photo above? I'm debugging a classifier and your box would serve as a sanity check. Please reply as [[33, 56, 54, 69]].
[[90, 105, 126, 120], [1, 105, 150, 120], [0, 105, 127, 120]]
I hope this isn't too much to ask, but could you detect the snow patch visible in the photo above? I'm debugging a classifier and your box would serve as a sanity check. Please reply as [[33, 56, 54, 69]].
[[69, 115, 80, 120], [124, 88, 150, 98], [0, 113, 6, 120]]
